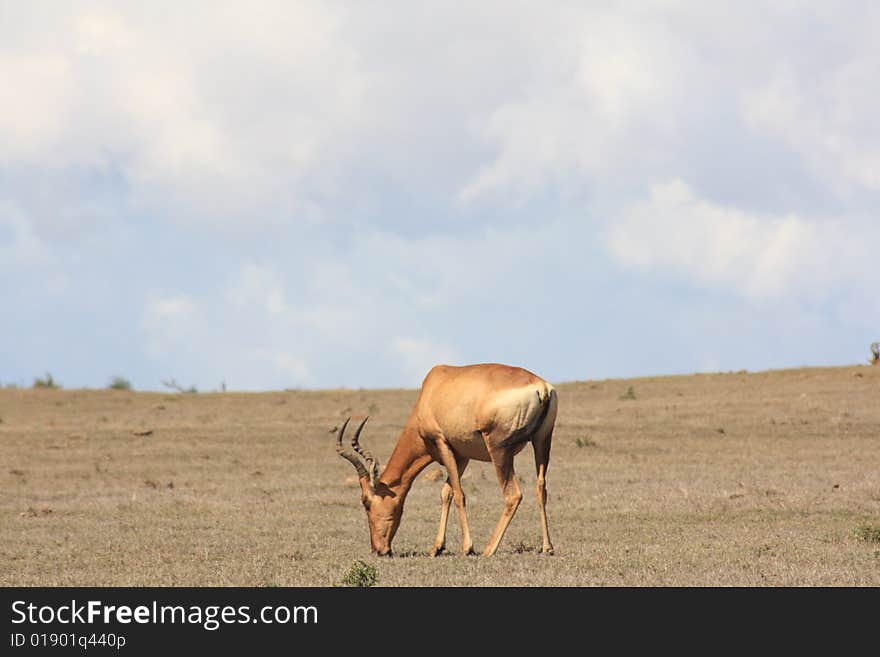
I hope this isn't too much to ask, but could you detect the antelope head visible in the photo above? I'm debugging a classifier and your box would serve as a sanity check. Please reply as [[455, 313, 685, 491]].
[[336, 417, 400, 556]]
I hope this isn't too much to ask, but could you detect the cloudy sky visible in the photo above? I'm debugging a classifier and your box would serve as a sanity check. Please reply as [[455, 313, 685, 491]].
[[2, 1, 878, 391]]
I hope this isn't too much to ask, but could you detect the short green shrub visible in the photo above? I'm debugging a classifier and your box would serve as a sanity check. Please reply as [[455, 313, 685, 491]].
[[161, 378, 197, 393], [108, 376, 132, 391], [619, 386, 636, 401], [342, 559, 379, 587], [33, 373, 60, 389], [853, 525, 880, 543]]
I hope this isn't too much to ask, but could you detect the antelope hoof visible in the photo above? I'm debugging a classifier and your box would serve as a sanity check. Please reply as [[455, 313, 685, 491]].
[[464, 546, 477, 556], [541, 545, 555, 555], [429, 545, 445, 557]]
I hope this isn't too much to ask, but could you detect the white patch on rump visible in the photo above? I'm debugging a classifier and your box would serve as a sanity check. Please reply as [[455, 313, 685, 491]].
[[482, 382, 552, 437]]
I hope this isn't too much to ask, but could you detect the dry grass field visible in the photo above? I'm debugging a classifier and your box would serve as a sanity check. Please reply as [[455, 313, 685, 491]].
[[2, 365, 879, 586]]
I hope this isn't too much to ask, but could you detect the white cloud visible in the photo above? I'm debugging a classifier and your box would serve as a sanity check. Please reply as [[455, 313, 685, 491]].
[[224, 261, 365, 342], [606, 180, 875, 300], [5, 2, 880, 389], [458, 5, 697, 203], [144, 294, 197, 323], [0, 54, 73, 162], [4, 2, 878, 224], [255, 350, 311, 385], [389, 336, 460, 385], [0, 2, 367, 225], [455, 2, 880, 210], [0, 202, 49, 268], [741, 6, 880, 195], [142, 293, 200, 354], [130, 221, 562, 389], [74, 13, 132, 55], [226, 263, 288, 316]]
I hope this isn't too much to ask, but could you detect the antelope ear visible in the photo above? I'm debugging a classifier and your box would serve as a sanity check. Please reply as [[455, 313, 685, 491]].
[[371, 481, 396, 499], [358, 480, 375, 504]]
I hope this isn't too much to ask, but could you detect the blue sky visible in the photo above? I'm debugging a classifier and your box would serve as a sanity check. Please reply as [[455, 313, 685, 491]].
[[2, 2, 878, 391]]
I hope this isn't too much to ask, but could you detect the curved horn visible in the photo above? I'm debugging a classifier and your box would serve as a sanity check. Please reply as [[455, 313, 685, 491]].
[[335, 417, 372, 484], [351, 416, 379, 484]]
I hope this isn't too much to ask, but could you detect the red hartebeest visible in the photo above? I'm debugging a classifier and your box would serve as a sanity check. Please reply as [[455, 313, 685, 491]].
[[335, 363, 558, 557]]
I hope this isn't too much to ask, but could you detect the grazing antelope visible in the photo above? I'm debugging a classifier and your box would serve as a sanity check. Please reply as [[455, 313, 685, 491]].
[[335, 363, 558, 557]]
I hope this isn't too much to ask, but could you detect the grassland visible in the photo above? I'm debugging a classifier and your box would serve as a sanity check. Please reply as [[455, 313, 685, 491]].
[[1, 365, 879, 586]]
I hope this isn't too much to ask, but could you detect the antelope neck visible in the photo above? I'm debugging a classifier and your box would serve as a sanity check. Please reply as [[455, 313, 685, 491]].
[[377, 425, 433, 499]]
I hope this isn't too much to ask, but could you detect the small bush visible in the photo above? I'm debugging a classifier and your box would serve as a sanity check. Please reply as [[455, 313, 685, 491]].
[[108, 376, 132, 391], [575, 436, 597, 448], [619, 386, 636, 401], [33, 373, 60, 389], [853, 525, 880, 543], [342, 559, 379, 587], [161, 378, 198, 394]]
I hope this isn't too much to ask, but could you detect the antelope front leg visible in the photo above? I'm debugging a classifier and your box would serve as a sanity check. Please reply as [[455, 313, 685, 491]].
[[433, 441, 475, 555], [429, 457, 470, 556], [429, 481, 452, 557]]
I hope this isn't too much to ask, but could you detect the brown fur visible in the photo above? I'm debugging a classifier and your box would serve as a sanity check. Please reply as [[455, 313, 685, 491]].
[[337, 363, 558, 556]]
